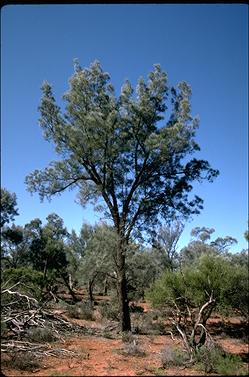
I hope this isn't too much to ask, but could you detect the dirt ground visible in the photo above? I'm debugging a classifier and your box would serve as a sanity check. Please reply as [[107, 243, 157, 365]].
[[2, 297, 249, 376], [2, 332, 248, 376]]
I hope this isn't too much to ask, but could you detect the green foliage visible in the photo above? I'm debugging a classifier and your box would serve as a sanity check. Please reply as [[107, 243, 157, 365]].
[[132, 312, 165, 335], [180, 227, 238, 266], [2, 267, 44, 299], [152, 221, 184, 271], [244, 221, 249, 242], [76, 223, 117, 288], [99, 301, 120, 321], [26, 327, 57, 343], [19, 214, 72, 298], [1, 224, 27, 269], [0, 188, 19, 227], [196, 344, 242, 375], [26, 60, 218, 239], [126, 246, 159, 301], [9, 352, 42, 371], [146, 253, 248, 316], [121, 331, 135, 343], [102, 329, 114, 339], [1, 321, 8, 337], [66, 301, 95, 320], [245, 230, 249, 241]]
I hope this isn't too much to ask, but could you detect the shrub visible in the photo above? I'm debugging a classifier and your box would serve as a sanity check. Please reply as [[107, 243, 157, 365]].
[[196, 343, 242, 375], [1, 321, 8, 337], [121, 331, 135, 343], [102, 330, 114, 339], [99, 302, 119, 321], [160, 346, 189, 368], [66, 301, 94, 320], [132, 312, 165, 335], [26, 327, 57, 343], [2, 267, 44, 300], [216, 353, 242, 376], [10, 352, 42, 371], [121, 341, 146, 357]]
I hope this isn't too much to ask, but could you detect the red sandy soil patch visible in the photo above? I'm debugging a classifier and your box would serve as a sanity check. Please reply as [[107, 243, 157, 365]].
[[2, 332, 248, 377], [217, 337, 248, 355], [2, 334, 205, 376]]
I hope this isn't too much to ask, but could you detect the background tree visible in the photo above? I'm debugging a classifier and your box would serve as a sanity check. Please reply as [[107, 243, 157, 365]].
[[1, 189, 27, 270], [180, 226, 237, 265], [25, 60, 219, 331], [152, 220, 184, 271], [1, 224, 26, 269], [76, 223, 118, 304], [126, 245, 159, 301], [0, 188, 19, 228], [22, 214, 73, 300]]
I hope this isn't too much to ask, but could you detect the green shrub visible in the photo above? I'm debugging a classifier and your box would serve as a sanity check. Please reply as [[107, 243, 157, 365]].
[[196, 343, 242, 375], [121, 331, 135, 343], [216, 353, 242, 376], [160, 346, 189, 368], [99, 302, 119, 321], [1, 321, 8, 337], [66, 301, 94, 320], [10, 352, 42, 371], [2, 267, 44, 300], [132, 312, 165, 335], [102, 330, 114, 339], [26, 327, 57, 343]]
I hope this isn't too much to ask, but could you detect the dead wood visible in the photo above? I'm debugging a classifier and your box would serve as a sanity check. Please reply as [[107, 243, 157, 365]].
[[1, 284, 90, 359]]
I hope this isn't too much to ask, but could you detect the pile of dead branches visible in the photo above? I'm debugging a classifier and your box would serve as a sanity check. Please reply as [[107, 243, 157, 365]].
[[1, 282, 90, 357]]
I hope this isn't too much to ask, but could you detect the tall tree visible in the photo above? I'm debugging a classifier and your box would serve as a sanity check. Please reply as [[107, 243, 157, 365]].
[[25, 60, 219, 331]]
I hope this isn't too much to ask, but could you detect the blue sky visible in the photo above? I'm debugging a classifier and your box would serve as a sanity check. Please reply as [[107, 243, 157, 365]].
[[1, 4, 248, 251]]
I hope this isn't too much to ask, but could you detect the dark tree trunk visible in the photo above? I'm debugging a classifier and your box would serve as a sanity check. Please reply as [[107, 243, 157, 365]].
[[88, 279, 94, 305], [116, 238, 131, 332]]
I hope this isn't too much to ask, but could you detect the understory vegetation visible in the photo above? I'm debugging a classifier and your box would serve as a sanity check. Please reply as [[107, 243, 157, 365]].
[[1, 187, 248, 375]]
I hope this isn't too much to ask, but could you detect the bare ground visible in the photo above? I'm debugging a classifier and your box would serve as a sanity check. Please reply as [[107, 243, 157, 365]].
[[2, 296, 248, 376]]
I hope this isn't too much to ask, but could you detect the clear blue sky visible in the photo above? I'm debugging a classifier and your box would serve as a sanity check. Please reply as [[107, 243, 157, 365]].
[[1, 4, 248, 252]]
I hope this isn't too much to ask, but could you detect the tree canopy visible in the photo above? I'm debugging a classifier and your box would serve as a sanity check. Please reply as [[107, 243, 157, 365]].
[[25, 60, 219, 240], [1, 188, 19, 228]]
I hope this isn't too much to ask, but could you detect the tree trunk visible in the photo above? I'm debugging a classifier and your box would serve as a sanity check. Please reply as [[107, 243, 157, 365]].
[[69, 273, 73, 290], [103, 276, 108, 296], [88, 279, 94, 306], [61, 272, 78, 302], [116, 238, 131, 332]]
